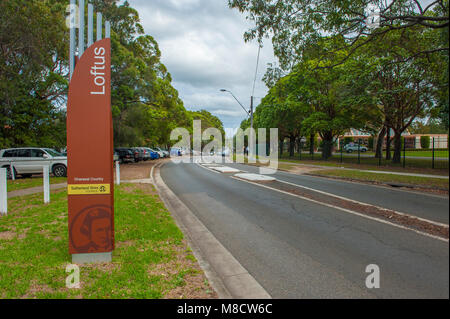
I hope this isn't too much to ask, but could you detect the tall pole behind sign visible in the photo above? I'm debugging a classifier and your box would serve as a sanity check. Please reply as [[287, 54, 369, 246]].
[[69, 0, 76, 79], [78, 0, 85, 57], [67, 0, 114, 264]]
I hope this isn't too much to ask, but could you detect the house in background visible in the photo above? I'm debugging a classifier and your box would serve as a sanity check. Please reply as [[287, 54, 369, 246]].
[[337, 129, 448, 150]]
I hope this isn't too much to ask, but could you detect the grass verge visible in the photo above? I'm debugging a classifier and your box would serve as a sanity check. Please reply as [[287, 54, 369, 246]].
[[278, 157, 449, 176], [7, 177, 67, 192], [0, 183, 217, 299], [309, 169, 449, 190]]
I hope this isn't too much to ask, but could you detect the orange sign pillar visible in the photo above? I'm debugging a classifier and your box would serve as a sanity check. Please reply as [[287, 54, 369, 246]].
[[67, 38, 114, 263]]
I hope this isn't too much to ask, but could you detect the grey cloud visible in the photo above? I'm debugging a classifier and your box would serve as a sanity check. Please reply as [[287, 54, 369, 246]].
[[127, 0, 275, 129]]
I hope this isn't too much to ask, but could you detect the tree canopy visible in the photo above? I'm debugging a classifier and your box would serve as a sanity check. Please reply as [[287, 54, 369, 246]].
[[0, 0, 223, 150]]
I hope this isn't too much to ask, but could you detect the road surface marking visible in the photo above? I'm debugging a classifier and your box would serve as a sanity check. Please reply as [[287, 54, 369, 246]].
[[275, 179, 449, 228], [230, 176, 449, 243]]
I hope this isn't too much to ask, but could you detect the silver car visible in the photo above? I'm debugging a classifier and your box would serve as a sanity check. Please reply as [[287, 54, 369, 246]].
[[0, 147, 67, 179]]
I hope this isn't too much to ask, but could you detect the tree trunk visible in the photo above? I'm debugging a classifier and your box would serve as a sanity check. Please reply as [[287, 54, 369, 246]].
[[297, 137, 302, 157], [386, 127, 391, 160], [375, 125, 386, 158], [289, 135, 295, 157], [321, 131, 333, 159], [392, 131, 402, 163], [279, 138, 284, 156], [309, 133, 315, 155]]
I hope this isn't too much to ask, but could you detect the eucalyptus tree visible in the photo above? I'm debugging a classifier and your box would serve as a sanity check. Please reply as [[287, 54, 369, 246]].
[[0, 0, 69, 148], [229, 0, 449, 72], [359, 27, 439, 163]]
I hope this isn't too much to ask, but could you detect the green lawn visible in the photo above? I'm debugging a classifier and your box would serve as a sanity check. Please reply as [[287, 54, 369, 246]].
[[310, 169, 449, 190], [7, 177, 67, 192], [279, 153, 449, 172], [337, 150, 449, 158], [0, 184, 215, 299]]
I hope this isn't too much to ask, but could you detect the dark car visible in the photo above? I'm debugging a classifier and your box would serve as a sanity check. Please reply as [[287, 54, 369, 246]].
[[114, 148, 134, 164]]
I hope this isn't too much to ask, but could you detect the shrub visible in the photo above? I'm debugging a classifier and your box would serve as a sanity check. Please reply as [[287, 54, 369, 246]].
[[344, 137, 353, 145], [420, 136, 430, 149]]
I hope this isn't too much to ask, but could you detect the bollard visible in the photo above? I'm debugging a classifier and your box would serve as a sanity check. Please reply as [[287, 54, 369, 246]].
[[0, 168, 7, 215], [115, 161, 120, 185], [432, 137, 435, 169], [43, 165, 50, 204]]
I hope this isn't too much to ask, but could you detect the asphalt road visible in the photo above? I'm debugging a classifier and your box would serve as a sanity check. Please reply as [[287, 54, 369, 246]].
[[226, 162, 450, 224], [161, 161, 449, 298]]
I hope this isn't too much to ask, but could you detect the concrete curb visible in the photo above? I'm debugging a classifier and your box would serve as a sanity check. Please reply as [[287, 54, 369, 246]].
[[152, 162, 271, 299]]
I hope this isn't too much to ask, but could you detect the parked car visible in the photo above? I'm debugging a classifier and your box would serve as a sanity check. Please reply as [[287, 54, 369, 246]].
[[0, 147, 67, 179], [343, 143, 368, 153], [139, 147, 151, 161], [148, 148, 160, 160], [131, 147, 144, 162], [155, 147, 169, 158], [114, 148, 134, 164], [153, 148, 164, 158]]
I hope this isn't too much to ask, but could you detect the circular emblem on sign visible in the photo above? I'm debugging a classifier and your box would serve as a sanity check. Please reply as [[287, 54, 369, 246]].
[[70, 204, 112, 253]]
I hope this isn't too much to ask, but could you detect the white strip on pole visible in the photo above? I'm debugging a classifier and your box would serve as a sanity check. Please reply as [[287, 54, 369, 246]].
[[0, 168, 7, 215], [87, 3, 93, 47], [78, 0, 85, 57], [69, 0, 76, 79], [43, 166, 50, 204], [96, 12, 102, 41], [115, 161, 120, 185], [105, 20, 111, 38]]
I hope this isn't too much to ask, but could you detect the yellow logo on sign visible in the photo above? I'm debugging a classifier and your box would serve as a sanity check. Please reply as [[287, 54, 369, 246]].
[[68, 184, 110, 195]]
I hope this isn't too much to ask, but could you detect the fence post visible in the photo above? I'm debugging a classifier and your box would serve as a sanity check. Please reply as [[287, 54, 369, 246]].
[[299, 140, 302, 161], [0, 168, 7, 215], [432, 137, 435, 169], [43, 165, 50, 204], [115, 161, 120, 185], [358, 140, 361, 164], [403, 137, 406, 168]]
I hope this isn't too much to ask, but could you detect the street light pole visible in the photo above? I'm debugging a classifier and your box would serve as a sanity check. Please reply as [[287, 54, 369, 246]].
[[250, 96, 254, 131]]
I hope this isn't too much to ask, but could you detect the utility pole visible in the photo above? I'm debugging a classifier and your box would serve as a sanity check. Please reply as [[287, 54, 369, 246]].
[[250, 96, 254, 131], [249, 96, 254, 158]]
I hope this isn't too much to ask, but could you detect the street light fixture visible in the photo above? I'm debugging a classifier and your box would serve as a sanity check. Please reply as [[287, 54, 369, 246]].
[[220, 89, 250, 117], [220, 89, 255, 159]]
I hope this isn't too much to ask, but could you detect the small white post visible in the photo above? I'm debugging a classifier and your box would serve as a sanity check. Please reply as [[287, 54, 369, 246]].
[[43, 165, 50, 204], [115, 161, 120, 185], [0, 168, 7, 215], [9, 163, 15, 181]]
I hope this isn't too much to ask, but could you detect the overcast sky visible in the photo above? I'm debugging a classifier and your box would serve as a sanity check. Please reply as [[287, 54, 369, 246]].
[[126, 0, 275, 133]]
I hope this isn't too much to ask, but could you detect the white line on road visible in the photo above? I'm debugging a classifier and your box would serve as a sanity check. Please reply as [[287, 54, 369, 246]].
[[275, 179, 449, 228], [230, 176, 449, 243]]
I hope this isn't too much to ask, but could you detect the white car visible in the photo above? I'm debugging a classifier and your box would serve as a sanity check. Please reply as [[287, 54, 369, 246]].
[[0, 147, 67, 179], [155, 147, 169, 158]]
